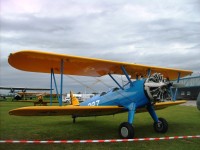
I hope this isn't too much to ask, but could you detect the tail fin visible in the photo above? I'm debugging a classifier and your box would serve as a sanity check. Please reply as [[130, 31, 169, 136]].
[[70, 91, 80, 106]]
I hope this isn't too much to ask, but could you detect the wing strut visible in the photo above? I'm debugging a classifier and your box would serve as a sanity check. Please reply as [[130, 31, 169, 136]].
[[49, 59, 64, 106], [172, 72, 181, 101], [50, 69, 53, 105], [147, 68, 151, 77], [121, 66, 133, 86], [108, 73, 124, 90], [50, 68, 59, 105], [59, 59, 64, 106], [108, 66, 134, 89]]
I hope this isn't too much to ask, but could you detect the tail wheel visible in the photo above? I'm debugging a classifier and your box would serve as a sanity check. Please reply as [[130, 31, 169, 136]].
[[119, 122, 134, 139], [153, 118, 168, 133]]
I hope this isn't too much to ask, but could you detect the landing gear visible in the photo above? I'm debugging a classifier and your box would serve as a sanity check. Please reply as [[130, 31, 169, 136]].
[[153, 118, 168, 133], [119, 122, 134, 139], [72, 115, 77, 123], [146, 104, 168, 134]]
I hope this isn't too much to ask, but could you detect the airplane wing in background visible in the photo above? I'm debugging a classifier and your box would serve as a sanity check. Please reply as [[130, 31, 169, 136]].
[[8, 50, 192, 80], [9, 100, 186, 116], [0, 86, 52, 91]]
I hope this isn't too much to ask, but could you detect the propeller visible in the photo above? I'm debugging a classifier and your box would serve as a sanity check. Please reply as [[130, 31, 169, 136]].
[[172, 83, 184, 88], [145, 82, 184, 88], [145, 82, 168, 88], [144, 73, 184, 102]]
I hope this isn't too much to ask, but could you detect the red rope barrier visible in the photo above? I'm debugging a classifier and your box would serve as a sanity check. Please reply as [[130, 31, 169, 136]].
[[0, 135, 199, 144]]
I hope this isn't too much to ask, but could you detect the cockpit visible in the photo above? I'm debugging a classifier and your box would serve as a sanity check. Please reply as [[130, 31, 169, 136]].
[[99, 87, 120, 97]]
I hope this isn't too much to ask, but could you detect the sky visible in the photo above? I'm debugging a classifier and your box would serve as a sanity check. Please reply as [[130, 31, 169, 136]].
[[0, 0, 200, 94]]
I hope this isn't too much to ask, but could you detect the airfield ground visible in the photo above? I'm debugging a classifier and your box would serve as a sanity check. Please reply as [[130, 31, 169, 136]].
[[0, 100, 199, 150], [181, 100, 196, 106]]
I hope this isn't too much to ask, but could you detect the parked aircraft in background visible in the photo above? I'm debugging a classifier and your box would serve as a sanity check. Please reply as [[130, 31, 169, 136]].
[[0, 86, 52, 100], [0, 86, 52, 93], [8, 50, 192, 138]]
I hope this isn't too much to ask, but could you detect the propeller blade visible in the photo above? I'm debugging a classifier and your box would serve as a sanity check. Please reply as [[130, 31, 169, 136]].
[[172, 83, 185, 88], [144, 82, 166, 87]]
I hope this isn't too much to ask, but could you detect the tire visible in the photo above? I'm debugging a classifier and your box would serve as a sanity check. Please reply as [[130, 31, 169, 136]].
[[119, 122, 134, 139], [153, 118, 168, 133]]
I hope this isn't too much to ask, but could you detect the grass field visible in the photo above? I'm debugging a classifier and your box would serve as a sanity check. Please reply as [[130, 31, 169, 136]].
[[0, 101, 200, 150]]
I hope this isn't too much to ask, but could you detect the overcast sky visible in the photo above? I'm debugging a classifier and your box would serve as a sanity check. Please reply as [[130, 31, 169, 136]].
[[0, 0, 200, 94]]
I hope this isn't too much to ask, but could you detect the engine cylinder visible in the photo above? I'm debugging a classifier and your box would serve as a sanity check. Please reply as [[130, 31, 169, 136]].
[[144, 73, 171, 103]]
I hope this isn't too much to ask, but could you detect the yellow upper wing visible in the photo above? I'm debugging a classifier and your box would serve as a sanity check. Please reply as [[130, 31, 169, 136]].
[[8, 50, 192, 80], [9, 100, 186, 116]]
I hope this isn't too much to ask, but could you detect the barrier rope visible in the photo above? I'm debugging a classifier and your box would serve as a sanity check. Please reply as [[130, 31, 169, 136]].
[[0, 135, 199, 144]]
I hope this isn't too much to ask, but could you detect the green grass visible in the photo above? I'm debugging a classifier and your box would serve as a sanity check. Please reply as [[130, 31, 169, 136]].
[[0, 101, 200, 150]]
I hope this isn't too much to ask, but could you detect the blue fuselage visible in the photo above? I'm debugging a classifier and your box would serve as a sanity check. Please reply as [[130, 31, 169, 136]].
[[80, 79, 150, 110]]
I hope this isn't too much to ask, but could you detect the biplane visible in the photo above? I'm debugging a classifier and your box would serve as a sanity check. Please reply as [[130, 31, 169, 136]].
[[0, 86, 52, 93], [8, 50, 192, 138], [0, 86, 52, 100]]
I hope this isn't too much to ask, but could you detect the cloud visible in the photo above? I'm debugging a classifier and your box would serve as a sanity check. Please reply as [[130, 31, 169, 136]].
[[0, 0, 199, 93]]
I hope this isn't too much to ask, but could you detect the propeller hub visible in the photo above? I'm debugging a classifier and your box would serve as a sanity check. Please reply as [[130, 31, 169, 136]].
[[144, 73, 171, 103]]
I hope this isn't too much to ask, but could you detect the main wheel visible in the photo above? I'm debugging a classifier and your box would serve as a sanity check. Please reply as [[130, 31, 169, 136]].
[[119, 122, 134, 139], [153, 118, 168, 133]]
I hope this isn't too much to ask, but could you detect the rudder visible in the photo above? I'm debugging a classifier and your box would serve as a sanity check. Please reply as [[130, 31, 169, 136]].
[[70, 91, 80, 106]]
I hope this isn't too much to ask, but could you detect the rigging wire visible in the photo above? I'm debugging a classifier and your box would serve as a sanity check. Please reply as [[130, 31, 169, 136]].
[[65, 74, 134, 103], [65, 75, 97, 93]]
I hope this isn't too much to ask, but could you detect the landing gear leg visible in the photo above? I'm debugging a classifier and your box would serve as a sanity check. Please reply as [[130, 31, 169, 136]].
[[119, 102, 136, 139], [147, 104, 168, 133], [72, 115, 76, 124]]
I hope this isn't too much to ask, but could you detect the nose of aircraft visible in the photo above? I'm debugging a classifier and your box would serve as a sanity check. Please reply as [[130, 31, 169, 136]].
[[144, 73, 171, 103]]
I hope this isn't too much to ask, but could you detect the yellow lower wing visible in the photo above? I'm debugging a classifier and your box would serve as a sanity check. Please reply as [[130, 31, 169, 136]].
[[9, 100, 186, 116], [136, 100, 186, 113], [9, 106, 124, 116]]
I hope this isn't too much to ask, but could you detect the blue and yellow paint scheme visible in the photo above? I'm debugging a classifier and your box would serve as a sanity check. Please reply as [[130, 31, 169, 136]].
[[8, 50, 192, 138]]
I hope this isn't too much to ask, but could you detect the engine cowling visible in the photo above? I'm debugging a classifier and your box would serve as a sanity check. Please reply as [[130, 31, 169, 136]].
[[144, 73, 171, 103]]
